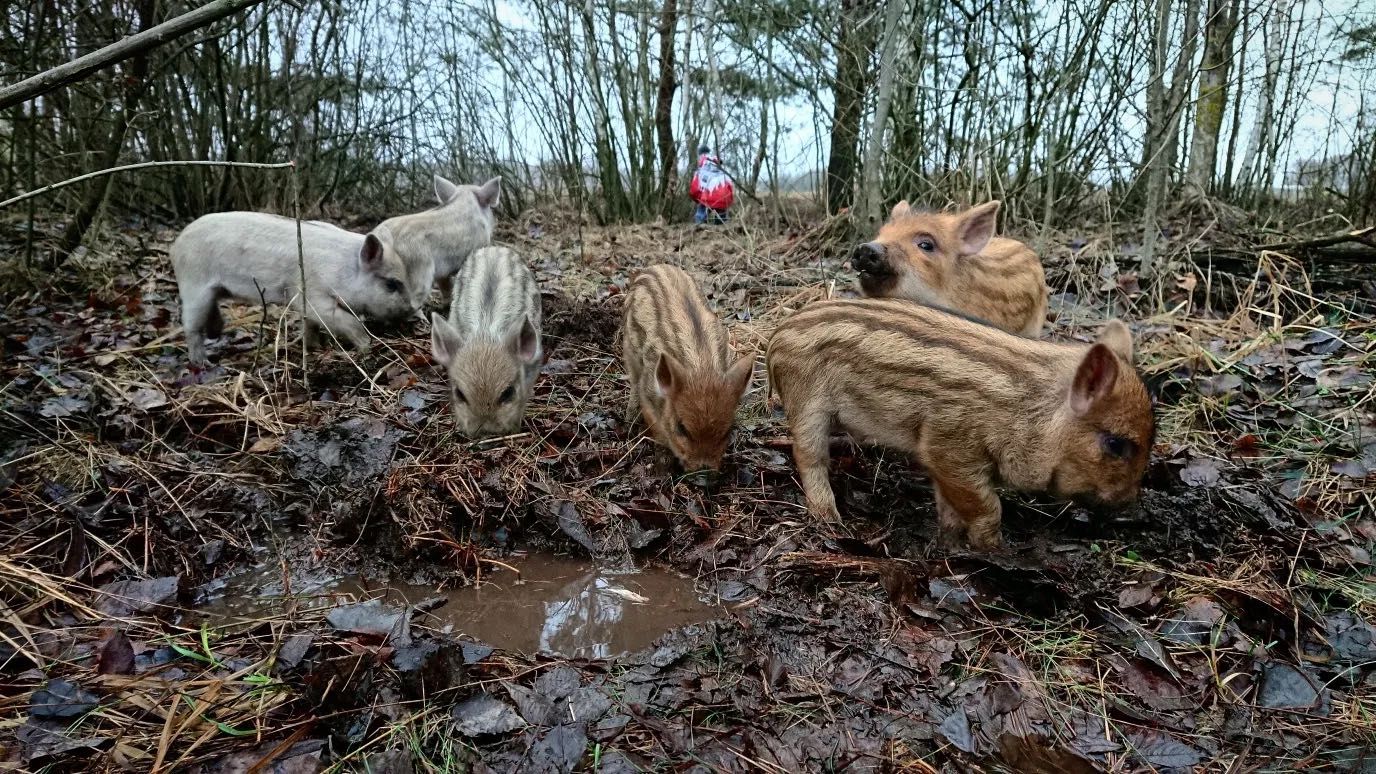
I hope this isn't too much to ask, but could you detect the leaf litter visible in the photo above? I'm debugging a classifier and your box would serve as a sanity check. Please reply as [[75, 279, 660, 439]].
[[0, 210, 1374, 771]]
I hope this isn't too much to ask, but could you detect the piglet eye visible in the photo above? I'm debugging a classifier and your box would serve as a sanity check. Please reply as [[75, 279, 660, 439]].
[[453, 388, 467, 404], [385, 279, 404, 294], [498, 385, 516, 405], [675, 421, 688, 438], [1101, 433, 1132, 459], [917, 239, 936, 252]]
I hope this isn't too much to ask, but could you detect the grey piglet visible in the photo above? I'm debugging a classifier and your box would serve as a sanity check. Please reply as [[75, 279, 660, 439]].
[[172, 213, 429, 365]]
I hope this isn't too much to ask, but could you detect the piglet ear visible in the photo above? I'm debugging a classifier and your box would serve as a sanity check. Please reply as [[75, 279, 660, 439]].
[[957, 200, 1000, 256], [1070, 343, 1119, 416], [1097, 319, 1134, 362], [360, 233, 386, 272], [725, 353, 754, 401], [654, 352, 681, 398], [509, 315, 541, 364], [889, 200, 911, 220], [430, 313, 462, 367], [434, 174, 460, 204], [475, 176, 502, 209]]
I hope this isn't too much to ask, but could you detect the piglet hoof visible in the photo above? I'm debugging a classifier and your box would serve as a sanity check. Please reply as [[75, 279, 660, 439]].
[[966, 532, 1006, 554], [935, 531, 966, 555], [806, 502, 843, 525], [653, 446, 677, 473]]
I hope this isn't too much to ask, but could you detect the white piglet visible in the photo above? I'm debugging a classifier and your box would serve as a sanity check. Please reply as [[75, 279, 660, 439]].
[[172, 213, 430, 365], [430, 246, 542, 438], [383, 175, 500, 303]]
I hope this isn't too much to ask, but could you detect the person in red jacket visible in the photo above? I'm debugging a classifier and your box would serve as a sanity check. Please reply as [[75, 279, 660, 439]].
[[689, 145, 734, 224]]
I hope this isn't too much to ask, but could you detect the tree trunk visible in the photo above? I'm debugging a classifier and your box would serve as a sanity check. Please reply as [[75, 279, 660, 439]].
[[856, 0, 905, 228], [580, 0, 629, 221], [825, 0, 876, 215], [1138, 0, 1174, 277], [1161, 0, 1201, 173], [1186, 0, 1237, 192], [58, 0, 157, 261], [654, 0, 678, 214], [1237, 0, 1290, 193]]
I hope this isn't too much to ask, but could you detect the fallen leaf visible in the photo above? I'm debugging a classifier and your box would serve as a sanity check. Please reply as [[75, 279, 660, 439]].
[[1257, 662, 1328, 714], [1117, 581, 1157, 609], [249, 436, 282, 454], [1324, 612, 1376, 664], [1285, 327, 1346, 355], [326, 600, 406, 640], [904, 633, 956, 676], [362, 750, 413, 774], [1160, 597, 1225, 644], [555, 501, 597, 554], [1331, 443, 1376, 480], [506, 682, 557, 726], [199, 739, 325, 773], [461, 642, 494, 664], [535, 667, 582, 702], [938, 707, 976, 753], [1231, 434, 1262, 457], [127, 387, 168, 411], [598, 585, 649, 604], [452, 693, 526, 736], [40, 395, 89, 418], [528, 723, 588, 773], [95, 630, 135, 675], [29, 679, 100, 718], [276, 633, 314, 669], [96, 576, 180, 617], [562, 686, 612, 725], [1197, 373, 1242, 396], [399, 389, 427, 411], [1126, 729, 1203, 770], [1117, 658, 1193, 711], [1317, 365, 1373, 390], [18, 720, 110, 765], [1180, 458, 1221, 488]]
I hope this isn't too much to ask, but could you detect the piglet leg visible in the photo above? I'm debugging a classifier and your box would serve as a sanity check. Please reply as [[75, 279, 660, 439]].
[[304, 298, 372, 353], [789, 406, 841, 523], [928, 462, 1003, 551]]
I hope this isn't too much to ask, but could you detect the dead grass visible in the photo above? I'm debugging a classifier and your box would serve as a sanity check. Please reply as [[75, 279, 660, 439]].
[[2, 204, 1374, 770]]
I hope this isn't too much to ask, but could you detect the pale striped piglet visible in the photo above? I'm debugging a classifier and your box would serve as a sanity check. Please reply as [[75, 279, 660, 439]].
[[430, 246, 542, 438]]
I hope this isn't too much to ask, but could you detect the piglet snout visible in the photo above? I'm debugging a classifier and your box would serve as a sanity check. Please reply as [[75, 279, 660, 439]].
[[852, 243, 887, 275]]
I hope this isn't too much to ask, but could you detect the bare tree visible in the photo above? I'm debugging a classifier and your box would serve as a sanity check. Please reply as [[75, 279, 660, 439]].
[[1186, 0, 1238, 192], [856, 0, 906, 228]]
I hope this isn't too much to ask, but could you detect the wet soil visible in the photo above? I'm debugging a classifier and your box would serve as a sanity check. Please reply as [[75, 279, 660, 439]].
[[2, 213, 1373, 772], [196, 553, 716, 659]]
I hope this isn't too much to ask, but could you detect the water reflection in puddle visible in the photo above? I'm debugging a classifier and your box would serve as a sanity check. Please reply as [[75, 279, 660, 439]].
[[196, 555, 716, 660]]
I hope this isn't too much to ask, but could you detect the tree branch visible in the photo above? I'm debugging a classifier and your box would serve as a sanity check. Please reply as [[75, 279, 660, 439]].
[[0, 159, 295, 210], [0, 0, 270, 111]]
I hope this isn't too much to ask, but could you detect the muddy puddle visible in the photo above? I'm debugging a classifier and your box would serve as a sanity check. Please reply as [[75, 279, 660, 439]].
[[195, 554, 716, 660]]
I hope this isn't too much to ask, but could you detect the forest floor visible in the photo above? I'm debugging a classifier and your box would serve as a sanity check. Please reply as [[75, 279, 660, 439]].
[[1, 200, 1374, 773]]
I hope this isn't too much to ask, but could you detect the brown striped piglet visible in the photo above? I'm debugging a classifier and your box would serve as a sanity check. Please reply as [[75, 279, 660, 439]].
[[622, 264, 754, 473], [430, 246, 542, 438], [851, 200, 1048, 336], [766, 298, 1154, 550]]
